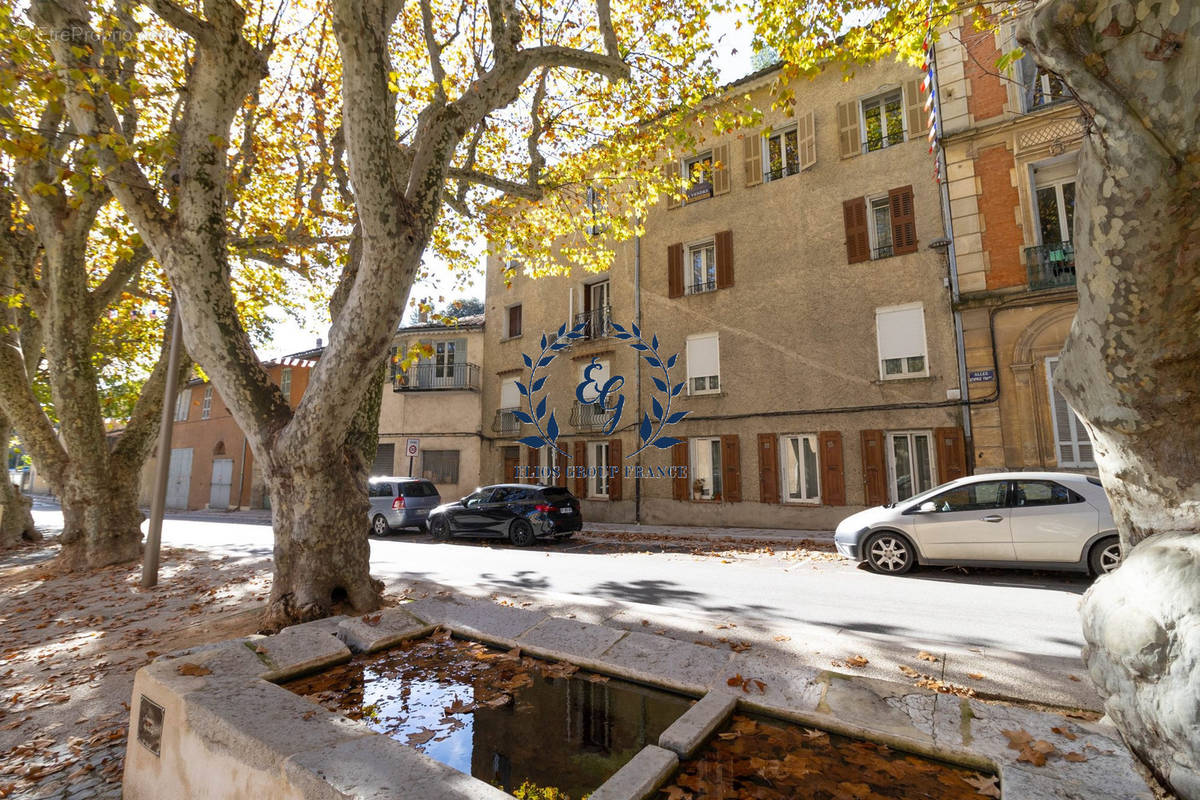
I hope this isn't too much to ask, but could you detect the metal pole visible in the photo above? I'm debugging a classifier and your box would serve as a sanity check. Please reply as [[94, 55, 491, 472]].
[[408, 455, 414, 477], [633, 233, 642, 524], [142, 305, 183, 588]]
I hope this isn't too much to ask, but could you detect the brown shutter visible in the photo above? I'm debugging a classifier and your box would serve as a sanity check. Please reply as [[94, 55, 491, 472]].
[[665, 159, 682, 210], [818, 431, 845, 506], [720, 435, 741, 503], [889, 185, 917, 255], [554, 448, 567, 487], [715, 230, 734, 289], [758, 433, 780, 504], [861, 429, 888, 506], [742, 135, 762, 187], [526, 445, 538, 473], [843, 197, 869, 264], [904, 79, 926, 137], [935, 427, 967, 484], [583, 284, 593, 315], [712, 143, 730, 195], [672, 441, 689, 501], [508, 304, 522, 337], [608, 438, 623, 500], [573, 441, 586, 497], [836, 100, 861, 158], [798, 109, 817, 170], [667, 242, 684, 298]]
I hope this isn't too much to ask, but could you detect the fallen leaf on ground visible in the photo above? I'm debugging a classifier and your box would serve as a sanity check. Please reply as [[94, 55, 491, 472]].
[[967, 672, 984, 681], [176, 663, 212, 676], [1064, 752, 1088, 762], [964, 773, 1001, 798], [898, 665, 920, 678], [1002, 729, 1033, 750], [1051, 726, 1078, 741], [917, 651, 940, 663]]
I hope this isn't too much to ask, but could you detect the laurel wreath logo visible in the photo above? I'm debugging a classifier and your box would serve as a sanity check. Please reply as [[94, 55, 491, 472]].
[[512, 320, 689, 458]]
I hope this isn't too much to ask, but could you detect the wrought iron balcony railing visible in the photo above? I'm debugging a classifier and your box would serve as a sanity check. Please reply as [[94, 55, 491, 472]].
[[493, 407, 522, 435], [570, 399, 619, 432], [687, 279, 717, 295], [573, 305, 612, 340], [1026, 242, 1077, 290], [392, 362, 481, 392]]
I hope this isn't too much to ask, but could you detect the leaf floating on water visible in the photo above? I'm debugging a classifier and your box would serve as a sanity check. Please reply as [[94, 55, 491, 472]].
[[406, 727, 437, 746]]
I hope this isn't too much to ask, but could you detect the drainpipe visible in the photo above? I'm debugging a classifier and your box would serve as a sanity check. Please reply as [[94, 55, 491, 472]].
[[633, 234, 643, 524], [930, 36, 974, 472]]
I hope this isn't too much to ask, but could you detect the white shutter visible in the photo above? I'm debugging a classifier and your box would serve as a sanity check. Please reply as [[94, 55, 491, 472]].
[[686, 333, 720, 379], [875, 304, 927, 361], [500, 378, 520, 408], [1046, 357, 1096, 467]]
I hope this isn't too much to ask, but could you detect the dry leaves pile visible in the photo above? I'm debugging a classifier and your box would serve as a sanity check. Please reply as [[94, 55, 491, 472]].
[[662, 714, 1000, 799], [1001, 726, 1105, 767]]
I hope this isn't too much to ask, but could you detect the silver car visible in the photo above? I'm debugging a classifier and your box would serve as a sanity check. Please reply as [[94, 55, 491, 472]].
[[367, 477, 441, 535], [834, 472, 1121, 576]]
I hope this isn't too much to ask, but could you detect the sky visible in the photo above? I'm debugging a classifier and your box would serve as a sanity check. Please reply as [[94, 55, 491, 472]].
[[261, 15, 755, 360]]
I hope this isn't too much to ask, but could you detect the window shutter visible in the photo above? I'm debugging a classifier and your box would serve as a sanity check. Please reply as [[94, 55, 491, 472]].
[[934, 427, 967, 484], [508, 305, 522, 337], [720, 435, 741, 502], [667, 243, 684, 298], [742, 135, 762, 187], [712, 143, 731, 195], [573, 441, 587, 497], [526, 445, 539, 479], [555, 448, 568, 487], [889, 185, 917, 255], [861, 430, 887, 506], [665, 160, 682, 209], [843, 197, 869, 264], [798, 109, 817, 170], [757, 434, 780, 504], [904, 79, 925, 137], [715, 231, 734, 289], [608, 439, 623, 500], [818, 431, 845, 505], [836, 101, 861, 158], [672, 441, 689, 501]]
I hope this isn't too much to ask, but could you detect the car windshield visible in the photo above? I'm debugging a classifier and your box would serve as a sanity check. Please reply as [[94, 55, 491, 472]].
[[894, 479, 959, 509], [540, 487, 574, 502], [400, 481, 438, 497]]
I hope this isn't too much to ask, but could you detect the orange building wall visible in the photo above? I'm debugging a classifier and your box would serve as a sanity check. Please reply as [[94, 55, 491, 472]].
[[960, 18, 1007, 123], [975, 144, 1025, 289]]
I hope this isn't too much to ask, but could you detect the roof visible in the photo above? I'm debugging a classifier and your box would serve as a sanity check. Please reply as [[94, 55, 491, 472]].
[[399, 313, 485, 332]]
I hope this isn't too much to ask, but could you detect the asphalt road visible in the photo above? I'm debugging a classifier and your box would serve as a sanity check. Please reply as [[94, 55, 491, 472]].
[[28, 500, 1099, 710]]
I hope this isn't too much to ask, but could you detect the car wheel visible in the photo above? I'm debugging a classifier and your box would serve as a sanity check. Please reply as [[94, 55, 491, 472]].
[[509, 519, 536, 547], [430, 517, 451, 540], [865, 532, 915, 575], [372, 515, 391, 536], [1089, 536, 1122, 576]]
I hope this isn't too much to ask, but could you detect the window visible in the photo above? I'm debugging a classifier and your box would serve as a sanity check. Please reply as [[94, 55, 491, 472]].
[[888, 431, 935, 502], [683, 151, 713, 201], [875, 304, 928, 379], [1019, 54, 1068, 111], [861, 90, 904, 152], [368, 480, 394, 498], [686, 333, 720, 395], [868, 196, 893, 259], [507, 304, 523, 338], [495, 378, 522, 434], [844, 187, 916, 263], [589, 441, 610, 498], [925, 480, 1007, 512], [764, 126, 799, 181], [174, 390, 189, 421], [1013, 480, 1080, 507], [1033, 161, 1076, 246], [781, 434, 820, 503], [686, 241, 716, 294], [1046, 357, 1096, 468], [435, 341, 456, 378], [280, 367, 292, 403], [579, 280, 612, 339], [690, 437, 723, 500], [500, 378, 520, 409], [201, 386, 213, 419], [421, 450, 460, 485]]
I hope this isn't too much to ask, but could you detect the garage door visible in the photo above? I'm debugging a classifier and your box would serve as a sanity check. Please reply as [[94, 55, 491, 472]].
[[371, 443, 396, 476]]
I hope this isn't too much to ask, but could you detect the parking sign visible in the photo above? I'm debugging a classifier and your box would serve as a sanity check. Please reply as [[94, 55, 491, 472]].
[[405, 438, 420, 458]]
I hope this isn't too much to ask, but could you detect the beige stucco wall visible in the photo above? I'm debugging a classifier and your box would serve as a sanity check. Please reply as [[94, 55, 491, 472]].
[[480, 59, 964, 529]]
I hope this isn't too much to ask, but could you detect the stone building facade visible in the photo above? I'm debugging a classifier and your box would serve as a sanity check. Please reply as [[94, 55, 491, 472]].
[[479, 59, 968, 529]]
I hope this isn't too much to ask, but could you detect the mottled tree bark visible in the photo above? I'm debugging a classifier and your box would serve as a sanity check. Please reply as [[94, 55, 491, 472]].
[[0, 420, 37, 549], [1020, 1, 1199, 795]]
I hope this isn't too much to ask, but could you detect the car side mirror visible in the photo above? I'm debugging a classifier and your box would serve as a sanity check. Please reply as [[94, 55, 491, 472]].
[[919, 501, 937, 513]]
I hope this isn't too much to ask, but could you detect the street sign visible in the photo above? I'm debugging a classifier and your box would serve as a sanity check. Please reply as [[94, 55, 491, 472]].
[[968, 369, 996, 383], [405, 438, 420, 458]]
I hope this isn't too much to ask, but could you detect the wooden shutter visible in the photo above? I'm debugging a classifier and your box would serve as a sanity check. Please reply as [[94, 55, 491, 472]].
[[720, 435, 741, 503], [608, 438, 623, 500], [665, 159, 682, 209], [843, 197, 869, 264], [667, 242, 684, 298], [508, 305, 522, 337], [904, 79, 925, 137], [818, 431, 845, 506], [861, 430, 887, 506], [836, 100, 861, 158], [889, 185, 917, 255], [758, 434, 780, 504], [712, 143, 730, 195], [798, 109, 816, 170], [715, 231, 734, 289], [743, 135, 762, 187], [935, 427, 967, 484], [554, 448, 567, 487], [672, 441, 689, 501], [573, 441, 587, 496], [526, 445, 539, 482]]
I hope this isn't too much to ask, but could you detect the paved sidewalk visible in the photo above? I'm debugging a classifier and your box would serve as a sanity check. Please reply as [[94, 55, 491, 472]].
[[583, 521, 835, 545]]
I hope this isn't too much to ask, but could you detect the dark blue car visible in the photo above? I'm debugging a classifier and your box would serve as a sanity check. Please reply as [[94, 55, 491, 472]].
[[427, 484, 582, 546]]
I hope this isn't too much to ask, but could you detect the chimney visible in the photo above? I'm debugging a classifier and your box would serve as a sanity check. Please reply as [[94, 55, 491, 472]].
[[316, 337, 323, 348]]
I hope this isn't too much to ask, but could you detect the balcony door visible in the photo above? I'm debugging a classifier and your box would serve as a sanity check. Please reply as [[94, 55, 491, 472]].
[[887, 431, 935, 503], [583, 281, 610, 339]]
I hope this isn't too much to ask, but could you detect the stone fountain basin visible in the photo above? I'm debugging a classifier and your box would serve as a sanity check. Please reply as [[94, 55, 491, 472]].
[[121, 595, 1154, 800]]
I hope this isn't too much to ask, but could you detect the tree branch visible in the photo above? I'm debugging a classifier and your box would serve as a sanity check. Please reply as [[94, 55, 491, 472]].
[[89, 242, 151, 316]]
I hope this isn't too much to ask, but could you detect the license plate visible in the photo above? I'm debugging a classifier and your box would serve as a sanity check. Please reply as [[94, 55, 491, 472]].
[[559, 508, 574, 515]]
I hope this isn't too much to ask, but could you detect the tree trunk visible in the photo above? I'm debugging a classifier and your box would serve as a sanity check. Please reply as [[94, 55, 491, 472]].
[[1020, 1, 1199, 796], [56, 466, 144, 571], [0, 422, 37, 549]]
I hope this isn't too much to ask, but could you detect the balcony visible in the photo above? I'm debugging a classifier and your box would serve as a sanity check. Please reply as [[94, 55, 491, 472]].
[[573, 305, 612, 340], [570, 399, 619, 432], [1026, 242, 1077, 290], [393, 362, 481, 392], [493, 408, 522, 435]]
